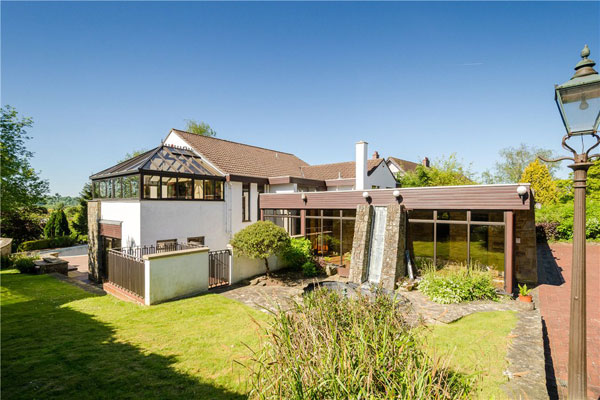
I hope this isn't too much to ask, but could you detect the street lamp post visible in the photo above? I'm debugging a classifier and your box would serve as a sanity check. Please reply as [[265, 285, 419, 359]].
[[542, 45, 600, 399]]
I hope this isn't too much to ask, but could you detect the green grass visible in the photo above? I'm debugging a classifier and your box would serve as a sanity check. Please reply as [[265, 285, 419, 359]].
[[1, 270, 267, 399], [424, 311, 518, 400]]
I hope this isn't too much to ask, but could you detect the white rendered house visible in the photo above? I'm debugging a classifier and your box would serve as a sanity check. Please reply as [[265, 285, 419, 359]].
[[89, 129, 398, 278]]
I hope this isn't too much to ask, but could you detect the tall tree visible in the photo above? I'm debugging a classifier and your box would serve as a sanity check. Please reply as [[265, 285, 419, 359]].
[[0, 106, 49, 214], [520, 159, 559, 205], [184, 119, 216, 137], [72, 182, 93, 237], [396, 154, 475, 187], [482, 143, 557, 184], [44, 206, 71, 238]]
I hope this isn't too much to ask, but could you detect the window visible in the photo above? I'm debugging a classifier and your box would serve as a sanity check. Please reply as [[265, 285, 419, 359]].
[[161, 177, 177, 199], [214, 181, 224, 200], [157, 239, 177, 251], [205, 179, 215, 200], [371, 185, 380, 189], [177, 177, 193, 199], [257, 184, 265, 221], [187, 236, 205, 246], [242, 183, 250, 221], [194, 179, 204, 199], [143, 175, 161, 199], [114, 177, 123, 198]]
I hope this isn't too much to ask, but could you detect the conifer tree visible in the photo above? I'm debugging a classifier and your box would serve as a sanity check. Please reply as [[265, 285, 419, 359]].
[[520, 159, 559, 205]]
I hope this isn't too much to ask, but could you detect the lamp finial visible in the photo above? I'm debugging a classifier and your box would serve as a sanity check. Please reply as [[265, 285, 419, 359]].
[[573, 44, 597, 78]]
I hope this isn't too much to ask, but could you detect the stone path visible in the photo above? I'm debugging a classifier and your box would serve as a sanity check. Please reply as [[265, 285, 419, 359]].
[[537, 243, 600, 400]]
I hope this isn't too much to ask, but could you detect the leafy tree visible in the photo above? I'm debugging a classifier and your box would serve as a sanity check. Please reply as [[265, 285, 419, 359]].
[[555, 159, 600, 203], [1, 106, 49, 214], [481, 143, 557, 184], [520, 159, 559, 205], [184, 119, 216, 137], [0, 207, 47, 250], [44, 207, 71, 238], [230, 221, 290, 276], [396, 154, 475, 187], [72, 182, 93, 237]]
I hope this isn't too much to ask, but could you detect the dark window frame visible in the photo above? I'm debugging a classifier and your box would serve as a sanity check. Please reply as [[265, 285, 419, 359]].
[[242, 183, 251, 222]]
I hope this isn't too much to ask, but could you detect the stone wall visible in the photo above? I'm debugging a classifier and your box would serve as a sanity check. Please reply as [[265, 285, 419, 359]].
[[87, 201, 101, 282], [514, 206, 537, 283], [349, 205, 373, 284], [379, 204, 407, 291]]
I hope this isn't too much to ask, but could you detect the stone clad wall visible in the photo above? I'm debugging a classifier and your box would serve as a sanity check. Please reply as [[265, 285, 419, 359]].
[[349, 205, 373, 284], [87, 201, 101, 282], [380, 204, 407, 291], [514, 207, 537, 283], [349, 204, 408, 290]]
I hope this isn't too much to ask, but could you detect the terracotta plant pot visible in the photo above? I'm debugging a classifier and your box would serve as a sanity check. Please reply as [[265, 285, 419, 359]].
[[518, 294, 533, 303]]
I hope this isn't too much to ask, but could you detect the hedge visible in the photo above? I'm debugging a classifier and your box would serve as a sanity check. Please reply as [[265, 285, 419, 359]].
[[18, 236, 77, 252], [535, 200, 600, 242]]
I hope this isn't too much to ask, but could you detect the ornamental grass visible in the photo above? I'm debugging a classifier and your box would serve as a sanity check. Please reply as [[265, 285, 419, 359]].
[[245, 288, 473, 399]]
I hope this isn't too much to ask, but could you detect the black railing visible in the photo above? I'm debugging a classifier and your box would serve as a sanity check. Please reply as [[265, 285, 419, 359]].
[[209, 249, 231, 288], [118, 243, 201, 261]]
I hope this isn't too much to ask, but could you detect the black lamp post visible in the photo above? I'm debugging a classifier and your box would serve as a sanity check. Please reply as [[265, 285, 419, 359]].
[[542, 45, 600, 399]]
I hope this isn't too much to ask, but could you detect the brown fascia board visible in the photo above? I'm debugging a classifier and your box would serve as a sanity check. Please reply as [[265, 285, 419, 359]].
[[226, 174, 270, 185], [325, 178, 356, 187]]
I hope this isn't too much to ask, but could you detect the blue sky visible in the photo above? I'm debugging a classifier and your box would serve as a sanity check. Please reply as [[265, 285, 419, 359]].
[[2, 1, 599, 196]]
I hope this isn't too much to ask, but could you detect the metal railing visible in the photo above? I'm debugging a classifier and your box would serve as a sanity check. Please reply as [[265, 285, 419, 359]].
[[107, 249, 145, 298], [118, 243, 201, 261], [209, 249, 231, 289]]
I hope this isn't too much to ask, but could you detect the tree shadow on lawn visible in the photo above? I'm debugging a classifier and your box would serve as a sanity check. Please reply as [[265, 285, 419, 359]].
[[1, 274, 247, 400]]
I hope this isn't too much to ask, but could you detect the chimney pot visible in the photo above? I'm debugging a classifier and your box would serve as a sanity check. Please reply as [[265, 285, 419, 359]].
[[372, 151, 380, 159], [422, 157, 430, 167]]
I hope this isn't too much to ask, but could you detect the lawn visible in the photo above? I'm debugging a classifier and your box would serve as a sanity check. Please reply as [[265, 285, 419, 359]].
[[0, 270, 267, 399], [1, 270, 517, 399], [424, 311, 518, 399]]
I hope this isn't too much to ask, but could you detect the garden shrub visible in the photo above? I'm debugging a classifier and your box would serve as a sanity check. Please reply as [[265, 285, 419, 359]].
[[535, 200, 600, 240], [281, 237, 312, 269], [301, 261, 318, 277], [418, 264, 498, 304], [230, 221, 290, 276], [247, 288, 473, 399], [18, 235, 76, 252], [520, 159, 559, 205], [13, 255, 38, 274], [536, 222, 560, 243]]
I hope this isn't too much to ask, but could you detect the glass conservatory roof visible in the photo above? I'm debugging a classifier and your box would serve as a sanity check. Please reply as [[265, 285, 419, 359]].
[[90, 145, 219, 180]]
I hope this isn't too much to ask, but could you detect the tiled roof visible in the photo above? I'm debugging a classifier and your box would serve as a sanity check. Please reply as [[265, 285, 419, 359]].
[[300, 159, 384, 180], [387, 157, 419, 173], [171, 129, 309, 178]]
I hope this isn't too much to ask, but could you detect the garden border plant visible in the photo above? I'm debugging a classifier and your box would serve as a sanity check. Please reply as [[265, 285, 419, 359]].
[[243, 288, 474, 399]]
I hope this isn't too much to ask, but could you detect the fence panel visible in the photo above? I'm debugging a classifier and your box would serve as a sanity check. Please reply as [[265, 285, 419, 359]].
[[209, 249, 230, 288]]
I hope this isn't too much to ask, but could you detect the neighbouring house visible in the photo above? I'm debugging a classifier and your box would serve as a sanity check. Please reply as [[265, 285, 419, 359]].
[[88, 128, 537, 304], [386, 156, 422, 176]]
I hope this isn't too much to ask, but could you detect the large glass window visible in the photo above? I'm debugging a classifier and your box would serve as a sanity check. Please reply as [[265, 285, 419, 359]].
[[215, 181, 224, 200], [409, 222, 434, 262], [408, 209, 506, 287], [194, 179, 204, 199], [205, 179, 215, 200], [143, 175, 161, 199], [242, 183, 250, 221], [113, 177, 122, 199], [177, 177, 193, 199], [161, 177, 177, 199]]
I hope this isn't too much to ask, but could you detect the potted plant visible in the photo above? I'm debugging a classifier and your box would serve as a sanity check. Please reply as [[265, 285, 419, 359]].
[[518, 283, 533, 303]]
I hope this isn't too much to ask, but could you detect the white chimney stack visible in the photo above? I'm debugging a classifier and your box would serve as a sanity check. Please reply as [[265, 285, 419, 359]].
[[355, 141, 368, 190]]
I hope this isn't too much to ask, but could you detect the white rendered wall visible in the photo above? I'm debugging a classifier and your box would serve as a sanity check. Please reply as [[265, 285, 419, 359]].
[[230, 250, 284, 284], [140, 201, 229, 250], [100, 201, 141, 247], [365, 162, 397, 189], [387, 162, 400, 175], [327, 185, 354, 191], [270, 183, 297, 193], [144, 248, 209, 305], [355, 141, 368, 190]]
